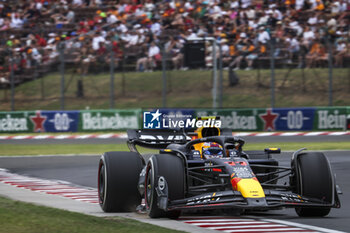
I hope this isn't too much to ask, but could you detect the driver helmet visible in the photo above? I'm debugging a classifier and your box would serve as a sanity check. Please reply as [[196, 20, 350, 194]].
[[202, 142, 224, 158]]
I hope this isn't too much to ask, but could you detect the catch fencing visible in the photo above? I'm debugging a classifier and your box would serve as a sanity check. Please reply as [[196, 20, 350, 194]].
[[1, 26, 350, 111]]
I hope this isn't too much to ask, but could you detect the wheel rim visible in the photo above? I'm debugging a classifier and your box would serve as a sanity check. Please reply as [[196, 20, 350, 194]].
[[145, 164, 153, 209], [98, 163, 105, 204]]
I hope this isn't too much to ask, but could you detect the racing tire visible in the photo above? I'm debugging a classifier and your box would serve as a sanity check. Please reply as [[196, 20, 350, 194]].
[[294, 152, 332, 217], [98, 151, 143, 212], [145, 154, 185, 219]]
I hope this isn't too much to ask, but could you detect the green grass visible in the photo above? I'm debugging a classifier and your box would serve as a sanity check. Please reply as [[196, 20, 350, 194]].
[[0, 144, 156, 156], [1, 68, 349, 110], [0, 141, 348, 156], [0, 196, 183, 233]]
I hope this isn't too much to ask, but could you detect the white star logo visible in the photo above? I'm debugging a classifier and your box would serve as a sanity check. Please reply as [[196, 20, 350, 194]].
[[151, 109, 162, 122]]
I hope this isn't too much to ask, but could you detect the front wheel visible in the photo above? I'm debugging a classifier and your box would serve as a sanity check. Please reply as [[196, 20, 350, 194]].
[[294, 152, 333, 217], [145, 154, 185, 218]]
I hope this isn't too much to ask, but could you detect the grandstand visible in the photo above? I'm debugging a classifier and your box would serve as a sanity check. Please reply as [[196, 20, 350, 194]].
[[0, 0, 349, 88]]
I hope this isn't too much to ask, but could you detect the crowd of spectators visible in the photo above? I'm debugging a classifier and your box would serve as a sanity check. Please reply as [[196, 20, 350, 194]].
[[1, 0, 350, 85]]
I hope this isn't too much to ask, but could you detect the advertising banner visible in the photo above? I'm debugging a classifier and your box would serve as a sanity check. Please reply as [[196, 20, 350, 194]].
[[79, 109, 141, 131], [0, 111, 32, 133], [269, 108, 315, 131], [314, 107, 348, 130], [0, 110, 81, 133], [196, 109, 262, 131], [196, 108, 317, 131], [1, 107, 349, 133], [39, 111, 80, 132], [347, 107, 350, 130]]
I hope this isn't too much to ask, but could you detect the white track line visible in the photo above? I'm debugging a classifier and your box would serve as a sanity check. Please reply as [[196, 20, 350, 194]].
[[184, 221, 264, 225], [208, 225, 300, 229], [55, 135, 71, 139], [328, 132, 348, 136], [32, 135, 51, 139], [96, 133, 115, 139], [0, 170, 346, 233], [233, 133, 254, 137], [0, 169, 99, 204], [280, 132, 302, 136], [255, 132, 277, 137], [303, 132, 324, 136], [76, 135, 95, 139], [261, 218, 346, 233], [221, 228, 310, 232], [182, 219, 256, 223]]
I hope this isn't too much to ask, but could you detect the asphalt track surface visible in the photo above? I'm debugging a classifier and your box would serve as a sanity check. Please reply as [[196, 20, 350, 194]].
[[0, 134, 349, 144], [0, 150, 349, 232]]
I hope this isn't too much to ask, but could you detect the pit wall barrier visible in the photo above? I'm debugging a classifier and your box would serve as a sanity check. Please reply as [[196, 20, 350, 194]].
[[0, 107, 348, 133]]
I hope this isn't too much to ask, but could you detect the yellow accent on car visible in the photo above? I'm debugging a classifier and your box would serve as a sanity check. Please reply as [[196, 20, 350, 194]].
[[196, 126, 221, 139], [164, 149, 172, 152], [236, 178, 265, 198], [196, 116, 220, 121], [264, 148, 281, 153]]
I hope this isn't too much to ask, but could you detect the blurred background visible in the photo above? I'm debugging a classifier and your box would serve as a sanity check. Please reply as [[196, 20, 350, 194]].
[[0, 0, 349, 111]]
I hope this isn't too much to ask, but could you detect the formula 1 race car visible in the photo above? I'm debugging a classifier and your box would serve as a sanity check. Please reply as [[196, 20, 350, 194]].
[[98, 127, 341, 218]]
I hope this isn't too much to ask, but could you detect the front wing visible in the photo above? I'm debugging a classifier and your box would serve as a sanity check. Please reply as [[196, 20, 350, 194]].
[[160, 190, 340, 211]]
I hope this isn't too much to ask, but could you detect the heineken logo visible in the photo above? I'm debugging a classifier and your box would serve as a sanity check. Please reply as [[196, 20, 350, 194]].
[[82, 112, 139, 130], [197, 111, 257, 130], [318, 110, 346, 130], [0, 114, 28, 131], [259, 109, 279, 131]]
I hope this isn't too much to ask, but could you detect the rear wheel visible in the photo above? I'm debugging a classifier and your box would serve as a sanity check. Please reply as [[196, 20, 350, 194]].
[[145, 154, 185, 218], [294, 152, 333, 217], [98, 151, 143, 212]]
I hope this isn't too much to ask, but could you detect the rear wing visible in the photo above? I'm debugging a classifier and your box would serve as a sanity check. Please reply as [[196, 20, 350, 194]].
[[127, 129, 191, 150], [185, 128, 233, 138]]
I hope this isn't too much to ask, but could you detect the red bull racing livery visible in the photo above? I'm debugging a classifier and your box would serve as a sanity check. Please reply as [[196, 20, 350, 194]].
[[98, 127, 341, 218]]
